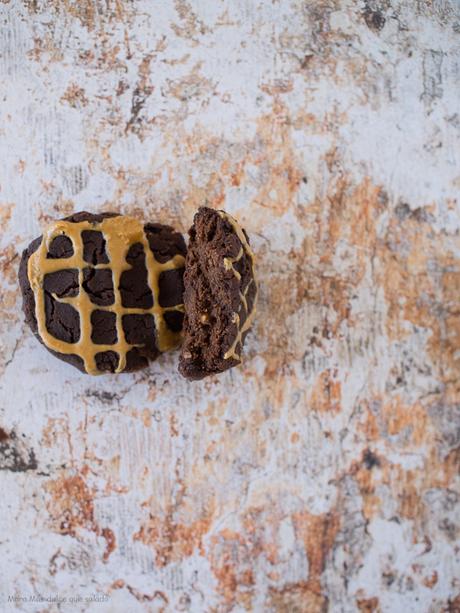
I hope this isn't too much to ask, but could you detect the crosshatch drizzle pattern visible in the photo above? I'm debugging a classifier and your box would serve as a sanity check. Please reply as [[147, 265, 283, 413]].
[[27, 216, 185, 375]]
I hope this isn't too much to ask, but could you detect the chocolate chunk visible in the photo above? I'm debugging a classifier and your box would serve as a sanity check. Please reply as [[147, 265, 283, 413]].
[[119, 243, 153, 309], [163, 310, 185, 333], [43, 269, 79, 298], [82, 268, 114, 306], [122, 313, 155, 345], [47, 235, 74, 259], [82, 230, 109, 265], [159, 268, 185, 307], [144, 223, 186, 263], [45, 293, 80, 344], [91, 310, 117, 345], [122, 313, 159, 363], [95, 351, 119, 373], [125, 347, 153, 371]]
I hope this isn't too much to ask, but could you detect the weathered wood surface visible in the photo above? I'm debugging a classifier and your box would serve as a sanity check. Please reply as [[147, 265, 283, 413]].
[[0, 1, 459, 612]]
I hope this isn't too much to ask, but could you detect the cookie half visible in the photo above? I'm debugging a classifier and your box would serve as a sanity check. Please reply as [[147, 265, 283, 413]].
[[19, 211, 186, 374], [178, 207, 257, 380]]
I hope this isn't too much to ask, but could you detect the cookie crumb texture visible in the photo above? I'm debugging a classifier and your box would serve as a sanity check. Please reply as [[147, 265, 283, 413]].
[[179, 207, 257, 380], [19, 212, 186, 375]]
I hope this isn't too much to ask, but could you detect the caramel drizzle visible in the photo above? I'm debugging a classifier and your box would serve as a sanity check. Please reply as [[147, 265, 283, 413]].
[[218, 211, 258, 362], [27, 216, 185, 375]]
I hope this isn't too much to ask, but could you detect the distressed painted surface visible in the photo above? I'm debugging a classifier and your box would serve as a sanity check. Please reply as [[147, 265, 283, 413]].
[[0, 1, 459, 611]]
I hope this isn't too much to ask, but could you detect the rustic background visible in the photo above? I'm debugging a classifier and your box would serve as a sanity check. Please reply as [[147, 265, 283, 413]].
[[0, 1, 459, 612]]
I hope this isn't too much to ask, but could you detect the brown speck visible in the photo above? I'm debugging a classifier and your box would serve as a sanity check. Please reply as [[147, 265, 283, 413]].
[[142, 409, 152, 428], [261, 80, 294, 95], [116, 80, 129, 97], [310, 370, 341, 413], [61, 84, 88, 109], [0, 430, 38, 473], [301, 54, 314, 69], [444, 594, 460, 612], [125, 54, 154, 136], [102, 528, 116, 562], [357, 596, 380, 612], [15, 160, 26, 175], [170, 414, 179, 437], [363, 449, 381, 470], [48, 549, 61, 576], [133, 510, 213, 567], [422, 570, 438, 588], [363, 5, 386, 32], [167, 72, 214, 103], [171, 0, 208, 40], [127, 586, 168, 604]]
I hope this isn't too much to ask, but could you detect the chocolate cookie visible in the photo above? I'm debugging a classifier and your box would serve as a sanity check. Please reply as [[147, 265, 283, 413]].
[[19, 212, 186, 374], [178, 207, 257, 380]]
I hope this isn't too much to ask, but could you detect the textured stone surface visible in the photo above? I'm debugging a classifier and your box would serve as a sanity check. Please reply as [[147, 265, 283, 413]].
[[0, 1, 459, 612]]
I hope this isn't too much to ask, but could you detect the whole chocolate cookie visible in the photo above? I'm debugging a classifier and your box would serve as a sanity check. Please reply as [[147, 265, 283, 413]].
[[178, 207, 257, 380], [19, 212, 186, 374]]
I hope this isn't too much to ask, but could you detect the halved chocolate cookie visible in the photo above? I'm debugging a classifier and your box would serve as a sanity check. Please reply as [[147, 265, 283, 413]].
[[19, 212, 186, 374], [178, 207, 257, 380]]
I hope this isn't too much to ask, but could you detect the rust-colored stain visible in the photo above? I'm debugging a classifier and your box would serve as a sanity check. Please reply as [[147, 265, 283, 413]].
[[292, 511, 340, 598], [207, 508, 340, 611], [133, 505, 213, 567], [267, 509, 341, 613], [61, 83, 88, 109], [269, 583, 326, 613], [309, 369, 342, 413], [25, 0, 127, 31], [357, 596, 381, 613], [45, 473, 116, 562], [0, 202, 13, 232], [351, 396, 460, 525], [209, 529, 256, 609], [421, 569, 438, 589], [169, 413, 179, 437], [378, 207, 460, 396], [127, 585, 169, 607], [101, 527, 116, 562], [443, 594, 460, 613], [46, 474, 95, 537]]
